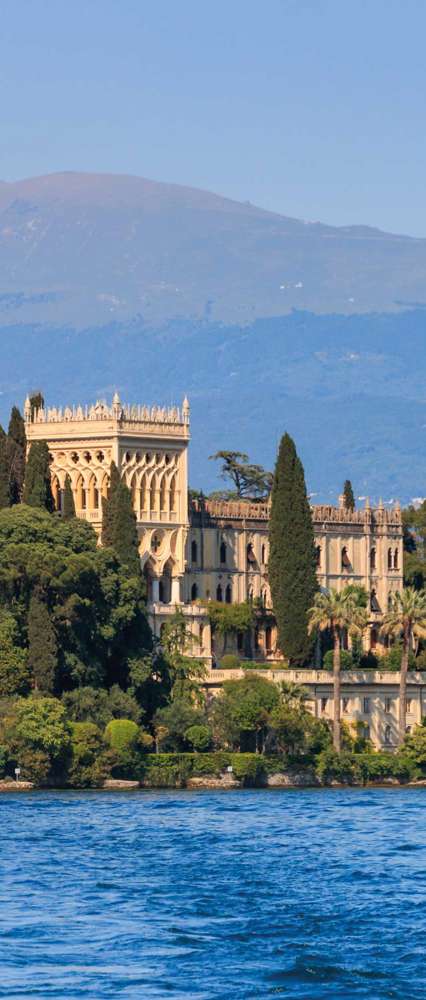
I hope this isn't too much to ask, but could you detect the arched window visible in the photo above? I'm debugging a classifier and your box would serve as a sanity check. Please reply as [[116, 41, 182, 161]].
[[159, 580, 164, 603], [394, 548, 399, 570], [370, 627, 378, 650], [265, 626, 272, 653], [261, 543, 266, 564], [388, 547, 393, 570], [220, 540, 227, 565], [191, 539, 198, 564], [315, 545, 321, 568], [370, 547, 376, 571], [191, 583, 198, 602], [150, 477, 156, 513], [246, 543, 256, 567], [254, 627, 260, 650], [225, 583, 232, 604], [216, 584, 223, 602], [384, 724, 392, 745], [370, 589, 381, 613], [160, 476, 166, 512], [169, 475, 176, 512], [341, 547, 351, 571]]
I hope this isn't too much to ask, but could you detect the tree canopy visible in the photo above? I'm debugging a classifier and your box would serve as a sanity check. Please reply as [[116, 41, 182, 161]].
[[209, 450, 273, 501]]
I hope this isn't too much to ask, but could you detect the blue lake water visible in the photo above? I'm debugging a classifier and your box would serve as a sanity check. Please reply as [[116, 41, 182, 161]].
[[1, 788, 426, 999]]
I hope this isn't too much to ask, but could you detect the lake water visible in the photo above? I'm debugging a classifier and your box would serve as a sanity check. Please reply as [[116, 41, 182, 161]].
[[0, 789, 426, 999]]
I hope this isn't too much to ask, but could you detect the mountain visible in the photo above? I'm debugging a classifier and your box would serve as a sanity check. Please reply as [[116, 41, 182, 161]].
[[1, 171, 426, 326], [1, 170, 426, 502]]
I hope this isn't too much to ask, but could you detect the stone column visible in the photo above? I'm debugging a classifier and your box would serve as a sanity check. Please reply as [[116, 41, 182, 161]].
[[171, 576, 182, 604]]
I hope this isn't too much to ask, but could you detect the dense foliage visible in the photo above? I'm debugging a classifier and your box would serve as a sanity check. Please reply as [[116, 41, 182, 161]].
[[269, 433, 317, 664]]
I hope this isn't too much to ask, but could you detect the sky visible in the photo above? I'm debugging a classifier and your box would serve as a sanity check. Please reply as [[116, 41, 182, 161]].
[[1, 0, 426, 235]]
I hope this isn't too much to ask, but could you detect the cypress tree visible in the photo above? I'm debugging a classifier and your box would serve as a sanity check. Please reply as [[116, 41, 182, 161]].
[[0, 427, 10, 508], [101, 461, 120, 546], [28, 588, 57, 692], [111, 480, 141, 575], [29, 392, 44, 419], [7, 406, 26, 504], [269, 433, 317, 665], [23, 441, 55, 512], [62, 474, 76, 519], [343, 479, 355, 511]]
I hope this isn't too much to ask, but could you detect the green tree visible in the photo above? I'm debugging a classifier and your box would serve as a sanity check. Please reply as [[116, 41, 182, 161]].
[[62, 685, 142, 727], [110, 480, 140, 575], [101, 461, 120, 546], [7, 406, 26, 505], [68, 721, 111, 788], [28, 588, 58, 693], [154, 699, 204, 751], [104, 718, 139, 753], [29, 392, 44, 418], [184, 724, 212, 751], [308, 588, 368, 751], [0, 428, 10, 508], [205, 600, 253, 653], [0, 612, 30, 696], [2, 696, 71, 784], [269, 433, 317, 664], [212, 673, 279, 752], [62, 474, 76, 519], [209, 450, 273, 500], [160, 607, 206, 703], [381, 588, 426, 744], [23, 441, 55, 511], [343, 480, 355, 511]]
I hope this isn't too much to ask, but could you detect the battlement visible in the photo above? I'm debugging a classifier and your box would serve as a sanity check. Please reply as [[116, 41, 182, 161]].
[[190, 497, 402, 527], [24, 393, 190, 430]]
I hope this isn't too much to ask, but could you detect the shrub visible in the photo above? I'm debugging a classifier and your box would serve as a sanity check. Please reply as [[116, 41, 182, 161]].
[[323, 650, 353, 671], [231, 753, 266, 784], [184, 725, 212, 751], [316, 749, 362, 784], [220, 654, 241, 669], [68, 721, 111, 788], [104, 718, 139, 753]]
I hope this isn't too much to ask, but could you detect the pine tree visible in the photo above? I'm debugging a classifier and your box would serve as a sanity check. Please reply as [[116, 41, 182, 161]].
[[7, 406, 26, 505], [0, 427, 10, 508], [101, 461, 120, 546], [269, 433, 318, 665], [111, 480, 141, 575], [343, 479, 355, 511], [23, 441, 55, 512], [28, 588, 57, 692], [62, 474, 76, 519]]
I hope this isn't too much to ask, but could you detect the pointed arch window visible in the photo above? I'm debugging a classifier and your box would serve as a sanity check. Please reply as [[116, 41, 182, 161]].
[[341, 546, 351, 571], [225, 583, 232, 604], [216, 584, 223, 602], [315, 545, 321, 568], [388, 548, 393, 570], [220, 540, 227, 565], [370, 589, 381, 613], [191, 583, 198, 602], [394, 548, 399, 570], [370, 547, 376, 571]]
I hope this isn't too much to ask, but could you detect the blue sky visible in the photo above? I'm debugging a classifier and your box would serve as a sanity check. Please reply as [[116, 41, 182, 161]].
[[1, 0, 426, 235]]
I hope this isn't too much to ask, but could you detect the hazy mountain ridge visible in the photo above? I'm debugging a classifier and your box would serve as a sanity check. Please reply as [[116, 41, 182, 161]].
[[1, 172, 426, 327], [0, 309, 425, 503]]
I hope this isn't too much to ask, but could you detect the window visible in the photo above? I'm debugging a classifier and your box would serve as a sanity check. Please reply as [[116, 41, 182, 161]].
[[363, 724, 370, 740], [394, 548, 399, 570], [406, 698, 412, 714], [384, 724, 392, 745], [261, 543, 266, 564], [341, 547, 351, 571], [370, 627, 378, 650], [406, 725, 412, 734], [246, 543, 256, 567], [315, 545, 321, 568], [159, 580, 164, 603], [216, 584, 223, 602], [363, 697, 370, 713], [342, 697, 349, 712], [370, 589, 381, 613], [191, 539, 198, 564], [225, 583, 232, 604], [320, 697, 328, 714], [254, 627, 260, 650], [370, 547, 376, 571], [191, 583, 198, 602], [220, 541, 227, 565], [265, 626, 272, 653], [237, 632, 244, 651], [385, 697, 392, 713], [388, 548, 393, 570]]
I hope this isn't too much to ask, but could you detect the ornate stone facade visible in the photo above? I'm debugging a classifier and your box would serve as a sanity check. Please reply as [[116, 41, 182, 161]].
[[25, 394, 403, 664]]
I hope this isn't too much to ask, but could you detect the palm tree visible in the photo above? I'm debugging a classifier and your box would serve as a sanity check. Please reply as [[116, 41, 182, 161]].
[[279, 679, 310, 708], [381, 588, 426, 745], [308, 588, 368, 751]]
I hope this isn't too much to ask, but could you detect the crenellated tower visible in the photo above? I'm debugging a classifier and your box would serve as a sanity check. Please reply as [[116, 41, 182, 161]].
[[25, 393, 190, 603]]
